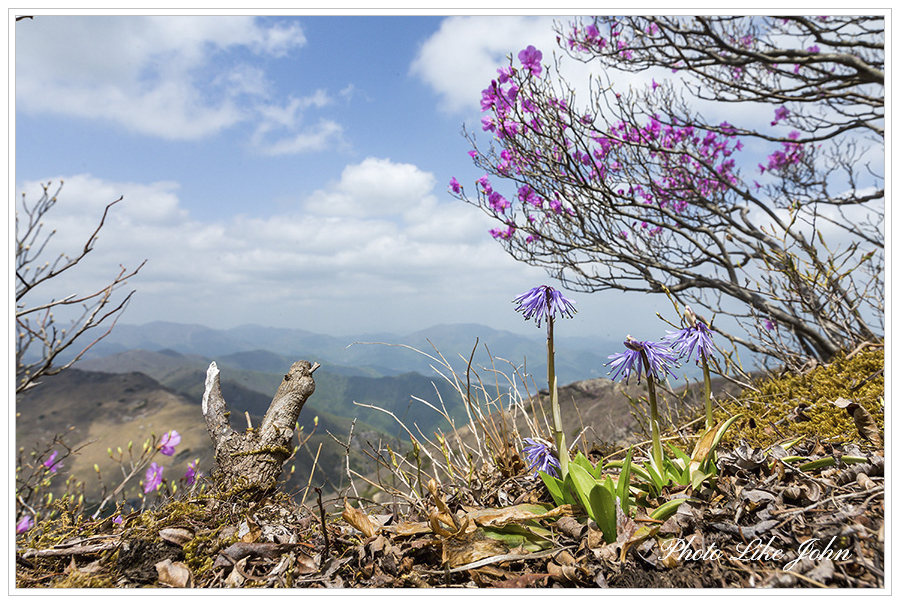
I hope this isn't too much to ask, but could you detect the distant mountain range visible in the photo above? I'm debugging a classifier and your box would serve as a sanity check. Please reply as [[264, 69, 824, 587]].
[[19, 321, 724, 509], [75, 321, 624, 386]]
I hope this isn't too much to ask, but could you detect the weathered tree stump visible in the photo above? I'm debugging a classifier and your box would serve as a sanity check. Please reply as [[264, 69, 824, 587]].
[[201, 360, 318, 492]]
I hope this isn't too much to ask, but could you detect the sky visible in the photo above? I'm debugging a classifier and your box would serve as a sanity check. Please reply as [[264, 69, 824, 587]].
[[12, 11, 672, 344], [10, 10, 887, 354]]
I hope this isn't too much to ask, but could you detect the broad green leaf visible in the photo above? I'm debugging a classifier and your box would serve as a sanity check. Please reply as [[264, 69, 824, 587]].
[[624, 462, 651, 483], [645, 459, 666, 492], [649, 497, 691, 521], [567, 463, 599, 519], [589, 484, 617, 544], [617, 446, 633, 517], [563, 473, 581, 507], [691, 468, 714, 490], [572, 451, 595, 474], [480, 523, 553, 552], [538, 471, 567, 507], [665, 459, 690, 486], [667, 443, 692, 468]]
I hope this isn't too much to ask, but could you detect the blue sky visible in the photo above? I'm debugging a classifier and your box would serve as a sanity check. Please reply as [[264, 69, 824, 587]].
[[15, 12, 673, 345], [15, 11, 873, 356]]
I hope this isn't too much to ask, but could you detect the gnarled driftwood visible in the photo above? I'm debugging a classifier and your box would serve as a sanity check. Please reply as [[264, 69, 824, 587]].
[[202, 360, 318, 492]]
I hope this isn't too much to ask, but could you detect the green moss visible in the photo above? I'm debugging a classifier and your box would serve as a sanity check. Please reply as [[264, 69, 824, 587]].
[[230, 445, 292, 458], [51, 570, 117, 588], [714, 348, 884, 449]]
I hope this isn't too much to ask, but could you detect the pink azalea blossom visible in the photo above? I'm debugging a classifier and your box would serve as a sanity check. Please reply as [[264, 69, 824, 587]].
[[158, 430, 181, 456], [144, 462, 164, 493]]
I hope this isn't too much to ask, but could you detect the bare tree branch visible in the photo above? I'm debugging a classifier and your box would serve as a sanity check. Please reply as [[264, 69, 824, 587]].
[[453, 15, 883, 371], [15, 181, 146, 392]]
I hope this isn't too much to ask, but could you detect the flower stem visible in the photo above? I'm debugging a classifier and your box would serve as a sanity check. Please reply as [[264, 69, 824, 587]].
[[547, 315, 568, 477], [641, 351, 664, 471], [702, 355, 713, 429]]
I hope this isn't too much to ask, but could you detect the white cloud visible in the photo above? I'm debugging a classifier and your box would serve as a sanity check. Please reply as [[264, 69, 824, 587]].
[[410, 16, 558, 115], [15, 160, 546, 335], [14, 15, 341, 150], [250, 91, 346, 155], [410, 15, 780, 134], [302, 158, 436, 218]]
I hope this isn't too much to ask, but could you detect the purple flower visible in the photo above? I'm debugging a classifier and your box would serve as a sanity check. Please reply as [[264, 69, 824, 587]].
[[449, 177, 461, 194], [158, 430, 180, 456], [490, 224, 516, 240], [144, 462, 164, 493], [771, 106, 790, 125], [16, 515, 33, 534], [513, 285, 577, 328], [517, 45, 543, 76], [184, 459, 200, 486], [523, 438, 561, 478], [113, 515, 124, 525], [607, 336, 677, 384], [664, 307, 716, 363], [43, 450, 63, 473], [763, 318, 776, 331]]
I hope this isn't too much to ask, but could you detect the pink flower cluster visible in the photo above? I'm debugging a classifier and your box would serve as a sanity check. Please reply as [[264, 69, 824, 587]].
[[449, 34, 808, 244]]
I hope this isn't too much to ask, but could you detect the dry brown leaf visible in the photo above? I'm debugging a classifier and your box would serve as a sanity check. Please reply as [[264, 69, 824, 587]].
[[465, 503, 574, 528], [491, 573, 551, 588], [832, 397, 882, 446], [852, 406, 882, 447], [239, 518, 262, 543], [384, 521, 432, 537], [856, 473, 876, 490], [159, 527, 194, 547], [156, 558, 194, 588], [295, 551, 319, 575], [342, 499, 377, 538], [77, 560, 104, 574], [656, 536, 682, 569], [213, 542, 298, 569], [555, 516, 585, 540], [224, 559, 246, 588], [441, 529, 507, 567], [690, 419, 728, 462]]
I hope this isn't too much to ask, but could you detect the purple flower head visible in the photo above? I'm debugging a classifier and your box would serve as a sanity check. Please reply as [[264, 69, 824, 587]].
[[488, 191, 510, 213], [489, 224, 516, 240], [158, 430, 180, 456], [43, 450, 63, 473], [771, 106, 790, 125], [664, 307, 716, 363], [607, 336, 677, 384], [518, 45, 543, 76], [184, 459, 200, 486], [144, 462, 164, 493], [113, 515, 124, 525], [16, 515, 34, 534], [449, 177, 461, 194], [512, 285, 577, 328], [523, 438, 561, 478], [763, 318, 776, 331]]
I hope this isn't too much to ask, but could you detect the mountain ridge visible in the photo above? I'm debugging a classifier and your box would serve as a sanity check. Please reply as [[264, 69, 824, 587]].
[[74, 320, 621, 385]]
